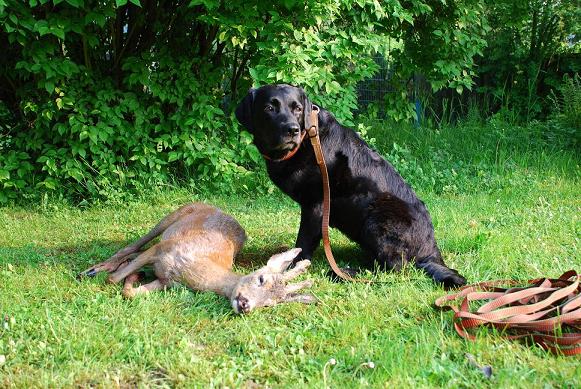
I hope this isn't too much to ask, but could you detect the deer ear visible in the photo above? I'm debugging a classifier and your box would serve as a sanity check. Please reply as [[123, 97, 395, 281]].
[[235, 88, 256, 132], [266, 248, 302, 273]]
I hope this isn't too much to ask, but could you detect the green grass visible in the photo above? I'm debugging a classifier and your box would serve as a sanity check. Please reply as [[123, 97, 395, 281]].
[[1, 121, 580, 387]]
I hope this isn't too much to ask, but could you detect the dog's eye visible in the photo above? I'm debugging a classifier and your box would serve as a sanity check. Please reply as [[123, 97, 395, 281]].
[[264, 105, 274, 112]]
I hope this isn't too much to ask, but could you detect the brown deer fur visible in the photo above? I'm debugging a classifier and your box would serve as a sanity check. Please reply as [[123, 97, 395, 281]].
[[81, 203, 315, 313]]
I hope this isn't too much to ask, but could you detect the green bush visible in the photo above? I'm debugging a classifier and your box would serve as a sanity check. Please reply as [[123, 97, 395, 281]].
[[547, 74, 581, 150], [0, 62, 261, 203], [0, 0, 488, 203], [475, 0, 579, 122]]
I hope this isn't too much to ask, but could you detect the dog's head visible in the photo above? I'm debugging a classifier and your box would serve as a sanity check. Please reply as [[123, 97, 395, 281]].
[[235, 84, 315, 160]]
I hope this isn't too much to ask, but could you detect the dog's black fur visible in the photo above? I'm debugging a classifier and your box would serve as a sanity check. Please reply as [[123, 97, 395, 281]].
[[236, 84, 466, 287]]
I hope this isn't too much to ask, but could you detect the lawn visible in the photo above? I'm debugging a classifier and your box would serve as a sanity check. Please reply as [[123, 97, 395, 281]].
[[0, 121, 579, 387]]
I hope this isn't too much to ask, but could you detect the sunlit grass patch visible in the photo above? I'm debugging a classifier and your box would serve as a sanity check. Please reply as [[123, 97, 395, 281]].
[[1, 121, 579, 387]]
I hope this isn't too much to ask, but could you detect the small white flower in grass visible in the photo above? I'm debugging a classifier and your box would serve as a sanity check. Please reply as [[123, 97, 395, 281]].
[[323, 358, 337, 388], [0, 355, 5, 365], [359, 361, 375, 369]]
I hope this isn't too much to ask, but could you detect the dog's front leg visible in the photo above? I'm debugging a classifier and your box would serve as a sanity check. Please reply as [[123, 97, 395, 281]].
[[294, 203, 323, 263]]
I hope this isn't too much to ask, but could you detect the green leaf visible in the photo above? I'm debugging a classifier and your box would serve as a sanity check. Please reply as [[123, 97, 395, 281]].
[[44, 80, 55, 94], [65, 0, 82, 7], [41, 179, 56, 190], [248, 67, 258, 81], [129, 0, 141, 5], [115, 0, 128, 6], [50, 27, 65, 40]]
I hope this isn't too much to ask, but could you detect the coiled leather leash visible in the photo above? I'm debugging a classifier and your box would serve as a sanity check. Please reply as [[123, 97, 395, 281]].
[[435, 270, 581, 356]]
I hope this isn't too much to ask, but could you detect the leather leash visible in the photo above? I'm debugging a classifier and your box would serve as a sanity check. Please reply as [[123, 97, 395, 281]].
[[262, 104, 356, 282], [261, 104, 360, 281], [262, 105, 374, 281], [306, 106, 366, 282], [435, 270, 581, 356]]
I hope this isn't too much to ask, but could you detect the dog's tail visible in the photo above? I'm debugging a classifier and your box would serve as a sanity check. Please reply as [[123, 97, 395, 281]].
[[415, 255, 466, 289]]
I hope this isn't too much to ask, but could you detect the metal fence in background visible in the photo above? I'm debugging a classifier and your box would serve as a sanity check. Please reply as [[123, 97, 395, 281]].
[[356, 55, 396, 113], [356, 55, 423, 125]]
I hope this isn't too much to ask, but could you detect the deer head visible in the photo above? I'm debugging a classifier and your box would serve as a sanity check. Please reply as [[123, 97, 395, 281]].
[[230, 248, 316, 314]]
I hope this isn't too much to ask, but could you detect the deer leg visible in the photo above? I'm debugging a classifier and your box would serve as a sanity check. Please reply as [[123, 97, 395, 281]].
[[122, 278, 170, 298], [108, 247, 157, 284], [85, 251, 142, 278], [122, 272, 145, 293], [108, 240, 175, 284], [79, 203, 198, 277]]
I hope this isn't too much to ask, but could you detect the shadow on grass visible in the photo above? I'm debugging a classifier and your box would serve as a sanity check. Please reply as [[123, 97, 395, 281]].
[[0, 241, 122, 269], [0, 235, 477, 285]]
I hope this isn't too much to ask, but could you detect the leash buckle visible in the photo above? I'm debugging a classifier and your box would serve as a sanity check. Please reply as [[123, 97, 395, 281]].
[[307, 125, 318, 138], [308, 104, 320, 138]]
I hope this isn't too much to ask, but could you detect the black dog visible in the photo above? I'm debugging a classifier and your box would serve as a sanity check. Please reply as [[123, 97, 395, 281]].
[[235, 84, 466, 287]]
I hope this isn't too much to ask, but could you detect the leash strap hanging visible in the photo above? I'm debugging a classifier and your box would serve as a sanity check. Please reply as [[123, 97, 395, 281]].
[[307, 106, 366, 283], [435, 270, 581, 356]]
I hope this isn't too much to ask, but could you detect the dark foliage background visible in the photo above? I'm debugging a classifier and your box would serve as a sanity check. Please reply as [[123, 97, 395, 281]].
[[0, 0, 578, 203]]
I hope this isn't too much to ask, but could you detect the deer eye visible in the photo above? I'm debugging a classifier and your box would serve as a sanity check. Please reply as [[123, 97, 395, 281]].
[[264, 105, 274, 112], [258, 275, 265, 286]]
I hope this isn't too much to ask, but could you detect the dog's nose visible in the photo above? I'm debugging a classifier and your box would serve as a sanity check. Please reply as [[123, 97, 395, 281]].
[[237, 295, 250, 313], [286, 125, 300, 136]]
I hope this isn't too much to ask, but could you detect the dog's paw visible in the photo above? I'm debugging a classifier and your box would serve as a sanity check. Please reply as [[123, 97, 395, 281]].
[[326, 267, 359, 282], [441, 273, 467, 289], [290, 253, 311, 268]]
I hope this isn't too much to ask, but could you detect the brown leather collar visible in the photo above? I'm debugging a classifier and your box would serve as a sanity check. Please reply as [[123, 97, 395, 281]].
[[261, 130, 307, 162]]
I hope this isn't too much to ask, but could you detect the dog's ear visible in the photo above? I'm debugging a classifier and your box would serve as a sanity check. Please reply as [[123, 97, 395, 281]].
[[235, 88, 256, 132]]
